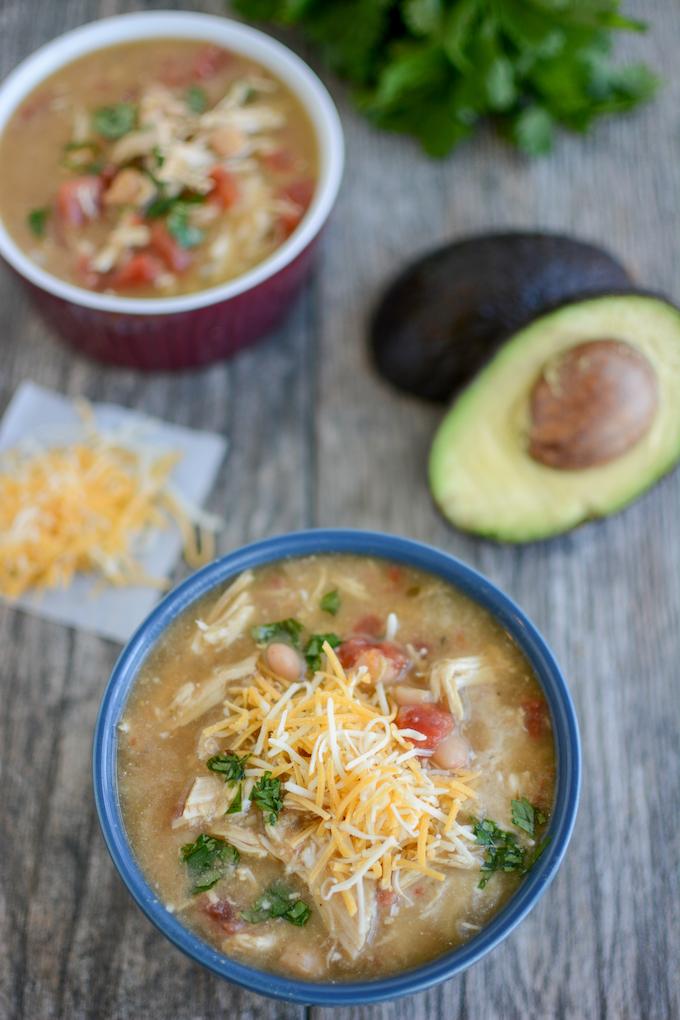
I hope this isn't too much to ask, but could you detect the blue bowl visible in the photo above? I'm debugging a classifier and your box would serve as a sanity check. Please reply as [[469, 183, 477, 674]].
[[93, 529, 581, 1006]]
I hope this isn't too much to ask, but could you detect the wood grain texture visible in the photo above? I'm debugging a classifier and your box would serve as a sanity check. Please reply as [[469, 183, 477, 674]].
[[0, 1, 678, 1018]]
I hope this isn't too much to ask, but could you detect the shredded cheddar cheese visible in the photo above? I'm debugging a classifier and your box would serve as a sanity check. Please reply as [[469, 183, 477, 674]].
[[0, 415, 220, 599], [199, 641, 479, 935]]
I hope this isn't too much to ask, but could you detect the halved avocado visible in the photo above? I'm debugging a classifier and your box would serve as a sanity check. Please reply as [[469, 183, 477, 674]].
[[370, 233, 633, 402], [429, 294, 680, 542]]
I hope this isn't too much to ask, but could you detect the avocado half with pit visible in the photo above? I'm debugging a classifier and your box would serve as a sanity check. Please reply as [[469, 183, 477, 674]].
[[429, 294, 680, 542]]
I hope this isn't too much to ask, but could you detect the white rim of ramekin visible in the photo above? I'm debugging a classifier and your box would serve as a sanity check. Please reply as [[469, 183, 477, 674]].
[[0, 11, 344, 316]]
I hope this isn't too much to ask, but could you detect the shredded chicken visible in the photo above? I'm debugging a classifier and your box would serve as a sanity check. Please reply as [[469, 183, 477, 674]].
[[92, 212, 150, 272], [429, 657, 486, 720], [167, 655, 258, 728]]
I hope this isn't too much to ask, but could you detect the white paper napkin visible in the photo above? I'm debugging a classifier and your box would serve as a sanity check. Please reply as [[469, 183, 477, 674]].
[[0, 381, 227, 643]]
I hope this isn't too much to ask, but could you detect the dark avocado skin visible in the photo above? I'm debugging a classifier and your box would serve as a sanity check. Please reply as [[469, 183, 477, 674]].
[[370, 232, 634, 402]]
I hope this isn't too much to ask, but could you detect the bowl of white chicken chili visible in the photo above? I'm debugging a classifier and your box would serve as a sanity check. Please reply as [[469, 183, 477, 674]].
[[0, 12, 343, 368], [93, 529, 580, 1005]]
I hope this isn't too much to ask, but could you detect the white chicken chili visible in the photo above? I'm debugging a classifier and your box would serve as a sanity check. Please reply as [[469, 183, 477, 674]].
[[0, 39, 318, 297], [118, 555, 555, 980]]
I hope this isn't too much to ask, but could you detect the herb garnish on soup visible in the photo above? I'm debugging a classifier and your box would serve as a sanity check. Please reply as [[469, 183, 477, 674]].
[[0, 40, 318, 298], [118, 554, 556, 980]]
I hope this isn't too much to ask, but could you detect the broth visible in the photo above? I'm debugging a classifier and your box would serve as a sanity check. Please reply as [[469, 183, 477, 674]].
[[0, 40, 318, 297], [118, 555, 555, 981]]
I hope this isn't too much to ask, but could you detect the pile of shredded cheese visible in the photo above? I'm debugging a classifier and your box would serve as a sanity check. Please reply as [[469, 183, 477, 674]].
[[200, 642, 479, 922], [0, 416, 219, 599]]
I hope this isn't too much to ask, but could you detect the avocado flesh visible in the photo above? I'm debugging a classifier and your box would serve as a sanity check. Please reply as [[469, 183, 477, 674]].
[[370, 232, 632, 402], [429, 295, 680, 542]]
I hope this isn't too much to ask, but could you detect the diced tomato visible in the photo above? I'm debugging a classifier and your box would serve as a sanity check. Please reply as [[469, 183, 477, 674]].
[[278, 178, 315, 237], [204, 898, 244, 935], [522, 698, 550, 740], [261, 148, 296, 174], [387, 564, 404, 587], [56, 175, 103, 227], [281, 178, 315, 209], [396, 704, 454, 751], [19, 91, 54, 122], [376, 888, 397, 911], [193, 45, 232, 80], [149, 222, 193, 273], [337, 637, 409, 674], [111, 252, 163, 288], [352, 614, 384, 638], [99, 163, 119, 188], [209, 166, 239, 209]]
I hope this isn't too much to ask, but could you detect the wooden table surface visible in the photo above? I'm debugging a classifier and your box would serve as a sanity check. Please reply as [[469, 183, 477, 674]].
[[1, 2, 678, 1018]]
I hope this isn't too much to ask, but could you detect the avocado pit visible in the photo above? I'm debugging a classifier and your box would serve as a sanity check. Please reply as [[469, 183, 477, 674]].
[[528, 339, 658, 470]]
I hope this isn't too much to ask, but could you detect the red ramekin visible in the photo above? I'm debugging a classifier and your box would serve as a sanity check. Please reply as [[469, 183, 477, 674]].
[[0, 12, 344, 370]]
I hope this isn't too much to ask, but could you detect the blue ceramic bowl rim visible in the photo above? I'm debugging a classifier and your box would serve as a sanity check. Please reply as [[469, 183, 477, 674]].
[[93, 528, 581, 1006]]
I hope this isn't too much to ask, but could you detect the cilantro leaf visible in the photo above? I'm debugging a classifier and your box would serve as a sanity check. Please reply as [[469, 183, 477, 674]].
[[320, 589, 341, 615], [511, 796, 537, 835], [251, 619, 303, 648], [251, 771, 284, 824], [166, 203, 204, 249], [207, 752, 249, 784], [512, 105, 555, 155], [145, 193, 174, 218], [180, 833, 239, 894], [185, 85, 208, 113], [27, 207, 50, 238], [242, 882, 311, 926], [92, 103, 137, 140], [304, 633, 341, 672], [511, 797, 548, 837], [62, 140, 102, 173], [227, 783, 244, 814]]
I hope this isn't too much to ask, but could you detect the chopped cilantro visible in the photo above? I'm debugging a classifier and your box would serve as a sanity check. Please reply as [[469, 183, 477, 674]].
[[251, 771, 284, 825], [242, 882, 311, 926], [27, 207, 49, 238], [251, 618, 303, 648], [92, 102, 137, 140], [473, 817, 526, 888], [185, 85, 208, 113], [166, 203, 204, 249], [473, 800, 550, 888], [511, 797, 547, 837], [227, 783, 243, 815], [304, 633, 341, 672], [62, 139, 102, 173], [233, 0, 659, 157], [152, 145, 165, 168], [180, 833, 239, 894], [145, 193, 174, 218], [207, 752, 249, 784], [320, 589, 341, 615]]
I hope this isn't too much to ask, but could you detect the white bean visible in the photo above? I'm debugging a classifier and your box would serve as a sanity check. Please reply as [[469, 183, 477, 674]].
[[431, 731, 471, 770], [393, 684, 434, 706], [265, 642, 302, 681]]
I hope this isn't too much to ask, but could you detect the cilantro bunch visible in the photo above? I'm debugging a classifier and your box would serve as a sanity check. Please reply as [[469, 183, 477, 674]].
[[233, 0, 658, 155]]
